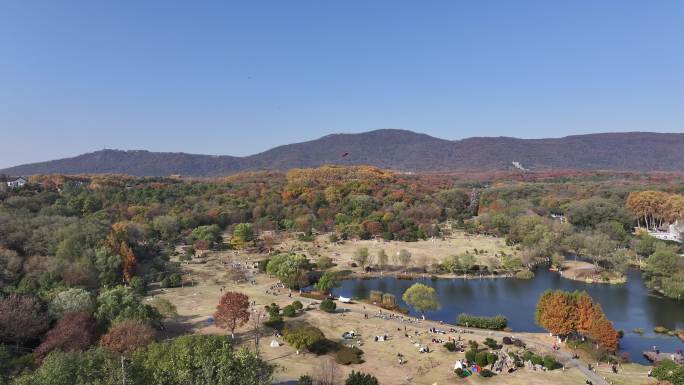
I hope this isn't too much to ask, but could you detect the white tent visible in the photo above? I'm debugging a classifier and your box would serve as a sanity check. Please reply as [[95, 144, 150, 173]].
[[338, 296, 352, 303], [270, 340, 280, 348]]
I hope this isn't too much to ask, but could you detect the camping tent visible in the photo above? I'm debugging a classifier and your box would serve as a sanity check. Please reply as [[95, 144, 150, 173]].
[[270, 340, 280, 348], [338, 296, 352, 303]]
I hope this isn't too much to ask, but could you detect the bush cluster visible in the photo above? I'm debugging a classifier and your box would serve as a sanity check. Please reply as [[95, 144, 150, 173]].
[[456, 313, 507, 330], [336, 346, 364, 365]]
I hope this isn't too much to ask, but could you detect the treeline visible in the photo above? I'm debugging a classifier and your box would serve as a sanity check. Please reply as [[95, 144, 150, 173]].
[[464, 183, 684, 298], [6, 335, 273, 385]]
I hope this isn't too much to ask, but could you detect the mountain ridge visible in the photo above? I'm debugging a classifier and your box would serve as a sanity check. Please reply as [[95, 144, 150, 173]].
[[3, 129, 684, 176]]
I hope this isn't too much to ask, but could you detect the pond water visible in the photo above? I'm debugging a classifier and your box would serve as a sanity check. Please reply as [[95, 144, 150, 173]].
[[333, 268, 684, 364]]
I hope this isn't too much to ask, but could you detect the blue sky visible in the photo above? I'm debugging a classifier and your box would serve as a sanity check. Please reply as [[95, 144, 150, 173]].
[[1, 1, 683, 168]]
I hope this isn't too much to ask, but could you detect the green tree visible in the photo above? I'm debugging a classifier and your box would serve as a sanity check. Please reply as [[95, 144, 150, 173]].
[[95, 286, 160, 326], [94, 247, 122, 287], [643, 244, 681, 293], [402, 283, 439, 315], [231, 223, 255, 249], [131, 335, 274, 385], [266, 253, 309, 288], [315, 271, 338, 294], [345, 371, 379, 385], [12, 348, 122, 385]]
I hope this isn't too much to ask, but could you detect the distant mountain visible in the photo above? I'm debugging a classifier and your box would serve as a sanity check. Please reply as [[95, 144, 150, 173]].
[[3, 129, 684, 176]]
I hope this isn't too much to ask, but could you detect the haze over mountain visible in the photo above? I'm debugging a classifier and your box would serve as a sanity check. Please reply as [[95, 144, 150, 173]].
[[2, 129, 684, 177]]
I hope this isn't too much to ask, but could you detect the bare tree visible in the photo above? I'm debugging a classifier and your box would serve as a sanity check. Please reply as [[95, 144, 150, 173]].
[[314, 357, 340, 385]]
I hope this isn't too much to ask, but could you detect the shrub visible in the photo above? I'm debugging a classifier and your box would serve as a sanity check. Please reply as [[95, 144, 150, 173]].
[[480, 369, 495, 377], [444, 341, 457, 352], [316, 255, 333, 269], [456, 313, 507, 330], [345, 371, 379, 385], [515, 270, 535, 280], [531, 354, 544, 366], [475, 351, 489, 367], [336, 346, 364, 365], [320, 299, 336, 313], [543, 355, 559, 370], [651, 359, 684, 384], [292, 300, 303, 311], [484, 338, 498, 349], [465, 349, 476, 362], [502, 336, 513, 345], [161, 273, 182, 288], [149, 297, 178, 319], [486, 352, 497, 366], [283, 325, 325, 352], [282, 305, 296, 317], [298, 375, 313, 385]]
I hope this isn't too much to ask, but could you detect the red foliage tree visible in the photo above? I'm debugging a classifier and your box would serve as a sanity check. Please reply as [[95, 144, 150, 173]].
[[214, 291, 250, 338], [0, 294, 49, 345], [35, 312, 96, 360], [99, 319, 156, 357]]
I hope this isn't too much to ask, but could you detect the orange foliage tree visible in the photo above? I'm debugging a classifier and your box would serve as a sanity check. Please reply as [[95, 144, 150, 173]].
[[535, 290, 577, 337], [105, 222, 137, 284], [214, 291, 251, 338], [535, 290, 619, 352]]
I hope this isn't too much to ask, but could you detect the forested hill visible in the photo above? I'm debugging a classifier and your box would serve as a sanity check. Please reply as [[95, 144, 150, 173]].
[[3, 130, 684, 176]]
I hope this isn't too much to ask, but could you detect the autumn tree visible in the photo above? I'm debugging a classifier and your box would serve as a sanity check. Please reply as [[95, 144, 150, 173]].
[[626, 191, 672, 229], [35, 312, 96, 360], [105, 222, 137, 284], [535, 290, 577, 338], [100, 320, 156, 357], [214, 292, 250, 338], [586, 306, 619, 352], [0, 294, 49, 346], [574, 292, 595, 335]]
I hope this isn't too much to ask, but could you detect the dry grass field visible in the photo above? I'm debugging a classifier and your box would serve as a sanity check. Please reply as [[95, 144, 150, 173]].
[[277, 230, 520, 274]]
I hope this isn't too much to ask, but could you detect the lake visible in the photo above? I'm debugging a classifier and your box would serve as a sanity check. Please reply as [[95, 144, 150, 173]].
[[333, 268, 684, 364]]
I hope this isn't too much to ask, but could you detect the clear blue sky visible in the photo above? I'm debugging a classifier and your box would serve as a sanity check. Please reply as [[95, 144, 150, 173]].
[[1, 1, 683, 168]]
